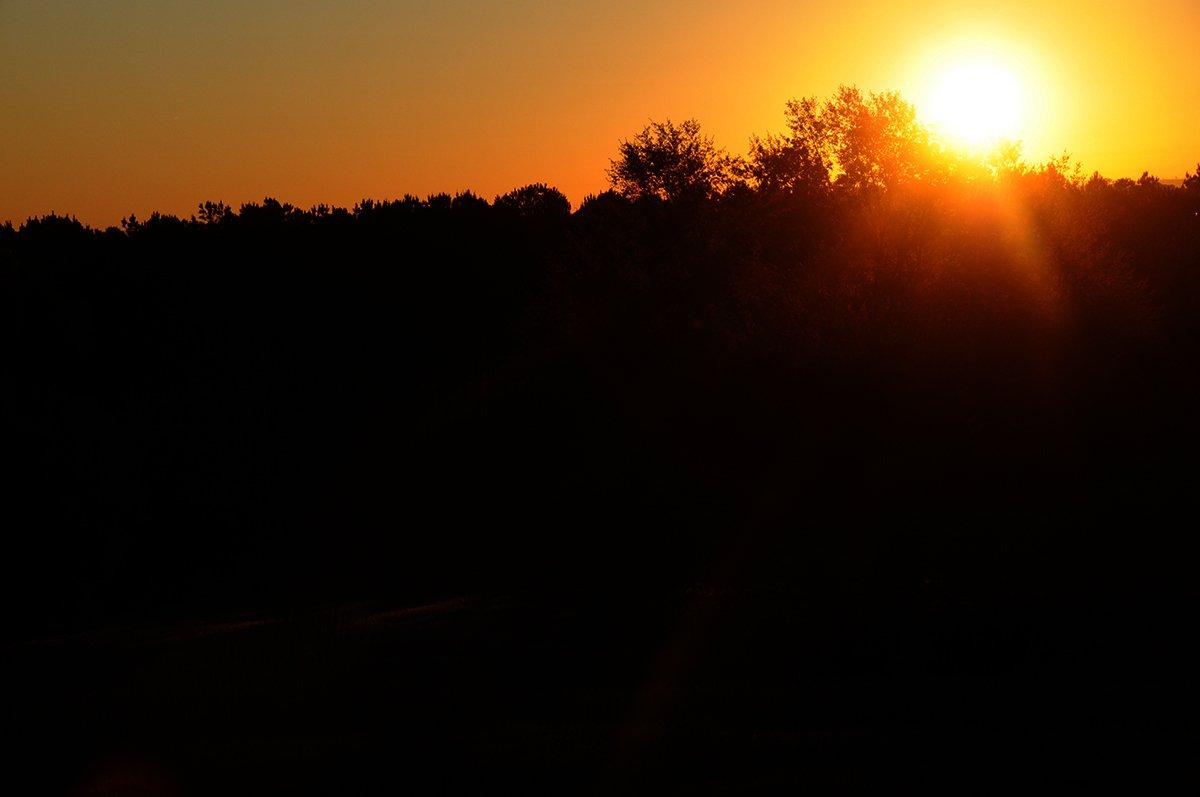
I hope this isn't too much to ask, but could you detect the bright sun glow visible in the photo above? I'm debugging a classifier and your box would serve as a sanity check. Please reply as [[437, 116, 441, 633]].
[[925, 63, 1025, 149]]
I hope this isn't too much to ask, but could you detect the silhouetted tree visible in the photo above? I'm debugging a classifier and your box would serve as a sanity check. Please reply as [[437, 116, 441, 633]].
[[196, 201, 232, 225], [1184, 164, 1200, 214], [607, 118, 738, 201], [494, 183, 571, 219], [451, 190, 490, 214], [821, 86, 935, 191], [576, 190, 631, 216], [988, 140, 1027, 181], [426, 193, 453, 212], [1185, 164, 1200, 194], [744, 97, 831, 194]]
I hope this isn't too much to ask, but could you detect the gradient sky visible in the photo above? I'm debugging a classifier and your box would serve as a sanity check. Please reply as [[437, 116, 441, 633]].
[[3, 0, 1198, 227]]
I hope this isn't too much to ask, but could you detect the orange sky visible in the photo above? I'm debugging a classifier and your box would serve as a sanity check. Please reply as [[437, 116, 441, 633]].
[[3, 0, 1198, 227]]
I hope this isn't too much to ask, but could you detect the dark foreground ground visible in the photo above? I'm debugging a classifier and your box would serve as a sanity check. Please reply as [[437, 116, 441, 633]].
[[11, 584, 1200, 795]]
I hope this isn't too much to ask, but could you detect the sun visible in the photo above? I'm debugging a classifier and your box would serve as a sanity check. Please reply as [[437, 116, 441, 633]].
[[925, 62, 1025, 149]]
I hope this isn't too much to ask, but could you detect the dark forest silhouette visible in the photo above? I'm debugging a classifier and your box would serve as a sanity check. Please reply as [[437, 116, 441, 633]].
[[4, 87, 1200, 635], [6, 86, 1200, 792]]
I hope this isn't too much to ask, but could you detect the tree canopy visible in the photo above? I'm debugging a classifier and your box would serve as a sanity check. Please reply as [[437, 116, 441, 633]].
[[607, 118, 738, 201]]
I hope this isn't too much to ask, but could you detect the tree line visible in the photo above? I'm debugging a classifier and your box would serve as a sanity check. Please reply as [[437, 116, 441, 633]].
[[3, 87, 1199, 638]]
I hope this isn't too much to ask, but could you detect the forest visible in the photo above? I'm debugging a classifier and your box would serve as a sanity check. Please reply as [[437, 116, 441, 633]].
[[4, 87, 1200, 640], [7, 84, 1200, 792]]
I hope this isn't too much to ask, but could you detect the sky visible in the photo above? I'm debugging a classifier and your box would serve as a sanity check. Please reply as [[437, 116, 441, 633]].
[[3, 0, 1198, 227]]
